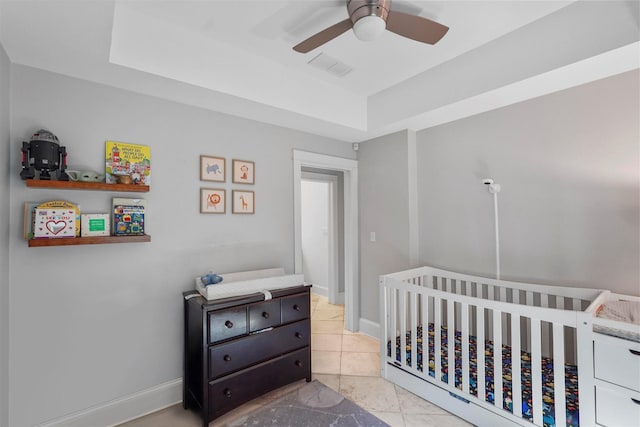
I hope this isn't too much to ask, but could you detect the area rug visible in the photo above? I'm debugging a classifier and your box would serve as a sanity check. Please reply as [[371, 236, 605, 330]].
[[222, 380, 390, 427]]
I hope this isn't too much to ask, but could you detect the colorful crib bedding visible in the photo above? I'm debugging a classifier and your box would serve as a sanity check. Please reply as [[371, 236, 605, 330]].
[[388, 324, 579, 427]]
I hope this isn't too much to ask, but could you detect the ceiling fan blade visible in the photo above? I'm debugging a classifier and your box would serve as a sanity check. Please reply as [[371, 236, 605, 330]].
[[386, 10, 449, 45], [293, 18, 353, 53]]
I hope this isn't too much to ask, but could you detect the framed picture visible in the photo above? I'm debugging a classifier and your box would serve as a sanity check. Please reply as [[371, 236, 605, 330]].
[[232, 190, 255, 214], [200, 155, 226, 182], [200, 188, 226, 214], [232, 159, 255, 185]]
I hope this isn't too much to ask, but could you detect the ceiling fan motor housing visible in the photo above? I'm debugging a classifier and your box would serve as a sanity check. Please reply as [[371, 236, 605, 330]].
[[348, 0, 391, 22], [348, 0, 390, 41]]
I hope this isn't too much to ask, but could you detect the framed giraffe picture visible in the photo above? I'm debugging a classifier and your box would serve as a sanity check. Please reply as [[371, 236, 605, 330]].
[[232, 190, 255, 214]]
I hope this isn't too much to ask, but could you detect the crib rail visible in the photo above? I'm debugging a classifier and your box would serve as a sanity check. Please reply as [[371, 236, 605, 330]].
[[380, 269, 597, 427], [384, 266, 602, 311]]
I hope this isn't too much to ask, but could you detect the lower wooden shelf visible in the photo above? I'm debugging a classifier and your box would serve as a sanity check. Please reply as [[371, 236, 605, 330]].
[[28, 235, 151, 247]]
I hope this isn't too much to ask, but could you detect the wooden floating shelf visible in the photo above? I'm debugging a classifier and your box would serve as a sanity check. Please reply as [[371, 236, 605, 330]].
[[28, 235, 151, 247], [25, 180, 149, 193]]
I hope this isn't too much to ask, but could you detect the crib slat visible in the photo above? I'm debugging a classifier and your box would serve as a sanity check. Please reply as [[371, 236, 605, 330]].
[[526, 291, 534, 306], [511, 314, 522, 418], [540, 293, 549, 308], [423, 275, 431, 289], [434, 296, 442, 383], [572, 298, 581, 312], [512, 288, 520, 305], [553, 323, 566, 427], [401, 290, 408, 368], [421, 293, 429, 377], [461, 302, 470, 395], [493, 309, 503, 410], [556, 295, 565, 310], [499, 286, 507, 302], [391, 289, 397, 366], [411, 291, 418, 374], [531, 319, 543, 427], [447, 299, 455, 388], [476, 306, 485, 401]]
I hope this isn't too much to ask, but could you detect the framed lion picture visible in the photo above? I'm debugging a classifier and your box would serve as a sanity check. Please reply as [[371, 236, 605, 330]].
[[200, 188, 226, 214]]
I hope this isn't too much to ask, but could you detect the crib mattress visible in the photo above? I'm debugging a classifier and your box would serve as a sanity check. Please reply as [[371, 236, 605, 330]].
[[388, 324, 579, 427]]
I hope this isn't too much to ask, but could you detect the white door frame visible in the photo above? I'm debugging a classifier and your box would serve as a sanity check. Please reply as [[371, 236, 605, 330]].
[[293, 150, 359, 331], [301, 172, 340, 305]]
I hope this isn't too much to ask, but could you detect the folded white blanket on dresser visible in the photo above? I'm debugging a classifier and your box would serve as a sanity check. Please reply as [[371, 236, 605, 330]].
[[195, 267, 306, 300]]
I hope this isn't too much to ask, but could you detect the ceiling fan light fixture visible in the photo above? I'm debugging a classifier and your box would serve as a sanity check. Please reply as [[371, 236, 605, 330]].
[[352, 15, 386, 41]]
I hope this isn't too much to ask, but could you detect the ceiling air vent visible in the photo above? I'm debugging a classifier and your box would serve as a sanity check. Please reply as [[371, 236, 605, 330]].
[[307, 53, 352, 77]]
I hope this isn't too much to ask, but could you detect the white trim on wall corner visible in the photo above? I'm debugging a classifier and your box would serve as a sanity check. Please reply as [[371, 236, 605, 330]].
[[35, 379, 182, 427], [407, 130, 419, 266]]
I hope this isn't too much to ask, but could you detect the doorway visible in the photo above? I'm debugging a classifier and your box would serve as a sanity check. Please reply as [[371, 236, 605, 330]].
[[293, 150, 359, 331], [301, 172, 342, 305]]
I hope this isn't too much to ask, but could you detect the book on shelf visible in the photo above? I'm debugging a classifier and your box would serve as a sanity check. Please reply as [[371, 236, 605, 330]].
[[23, 202, 38, 240], [112, 197, 146, 236], [105, 141, 151, 185], [32, 200, 80, 239]]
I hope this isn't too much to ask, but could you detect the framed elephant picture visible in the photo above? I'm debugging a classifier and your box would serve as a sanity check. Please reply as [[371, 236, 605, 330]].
[[200, 155, 226, 182]]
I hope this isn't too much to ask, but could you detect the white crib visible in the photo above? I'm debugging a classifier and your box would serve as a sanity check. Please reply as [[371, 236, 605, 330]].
[[380, 266, 605, 427]]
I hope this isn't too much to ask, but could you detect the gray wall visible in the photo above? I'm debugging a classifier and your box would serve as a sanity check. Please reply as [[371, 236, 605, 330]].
[[357, 71, 640, 326], [8, 65, 354, 427], [417, 70, 639, 294], [0, 41, 11, 427], [358, 130, 412, 322]]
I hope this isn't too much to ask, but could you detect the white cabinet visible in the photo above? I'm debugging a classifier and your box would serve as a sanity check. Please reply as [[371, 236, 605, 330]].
[[594, 333, 640, 427]]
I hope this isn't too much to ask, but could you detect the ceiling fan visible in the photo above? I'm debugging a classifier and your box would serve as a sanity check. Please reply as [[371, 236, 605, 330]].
[[293, 0, 449, 53]]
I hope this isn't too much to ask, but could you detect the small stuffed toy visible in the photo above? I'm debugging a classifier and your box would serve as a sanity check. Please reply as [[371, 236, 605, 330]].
[[200, 273, 223, 286]]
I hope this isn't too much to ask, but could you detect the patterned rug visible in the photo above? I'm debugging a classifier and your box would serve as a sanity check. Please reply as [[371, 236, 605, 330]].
[[222, 380, 389, 427]]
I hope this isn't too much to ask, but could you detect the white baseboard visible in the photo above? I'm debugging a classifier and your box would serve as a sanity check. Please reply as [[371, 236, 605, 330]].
[[36, 378, 182, 427], [358, 318, 380, 339], [311, 286, 328, 298]]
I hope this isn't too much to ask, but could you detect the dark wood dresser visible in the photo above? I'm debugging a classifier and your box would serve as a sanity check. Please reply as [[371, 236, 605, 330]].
[[183, 285, 311, 426]]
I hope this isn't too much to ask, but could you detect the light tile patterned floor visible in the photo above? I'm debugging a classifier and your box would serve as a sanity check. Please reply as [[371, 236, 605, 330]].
[[118, 294, 471, 427]]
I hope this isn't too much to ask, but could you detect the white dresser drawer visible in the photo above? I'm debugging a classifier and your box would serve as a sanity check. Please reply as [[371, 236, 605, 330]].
[[594, 333, 640, 392], [596, 381, 640, 427]]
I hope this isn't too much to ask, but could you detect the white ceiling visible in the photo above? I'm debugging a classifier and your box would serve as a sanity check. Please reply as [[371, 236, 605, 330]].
[[0, 0, 638, 142]]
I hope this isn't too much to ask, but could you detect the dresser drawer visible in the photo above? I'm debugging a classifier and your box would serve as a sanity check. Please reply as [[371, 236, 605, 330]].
[[208, 306, 247, 344], [208, 347, 310, 420], [596, 382, 640, 426], [594, 333, 640, 392], [209, 319, 310, 379], [281, 293, 309, 324], [249, 299, 281, 332]]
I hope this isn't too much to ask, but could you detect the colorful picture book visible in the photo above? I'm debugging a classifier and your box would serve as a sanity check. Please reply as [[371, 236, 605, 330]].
[[32, 200, 80, 239], [105, 141, 151, 185], [112, 197, 146, 236]]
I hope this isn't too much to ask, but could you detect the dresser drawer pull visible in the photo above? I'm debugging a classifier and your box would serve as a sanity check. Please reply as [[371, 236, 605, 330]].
[[262, 311, 270, 319], [223, 388, 232, 398], [629, 349, 640, 356], [223, 354, 232, 362], [292, 304, 301, 311], [632, 398, 640, 406], [295, 360, 303, 367], [295, 332, 303, 339], [225, 320, 234, 329]]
